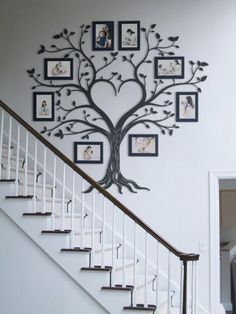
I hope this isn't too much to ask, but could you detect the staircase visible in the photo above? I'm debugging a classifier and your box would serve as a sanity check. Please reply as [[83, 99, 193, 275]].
[[0, 100, 199, 314]]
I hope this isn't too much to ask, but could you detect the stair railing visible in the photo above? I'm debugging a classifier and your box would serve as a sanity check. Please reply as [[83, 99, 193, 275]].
[[0, 99, 199, 314]]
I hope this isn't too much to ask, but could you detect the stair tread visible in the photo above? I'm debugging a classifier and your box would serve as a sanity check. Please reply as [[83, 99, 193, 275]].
[[41, 229, 71, 234], [124, 304, 156, 311], [61, 247, 92, 252], [23, 212, 52, 216], [6, 195, 34, 199], [0, 179, 16, 182], [81, 266, 112, 272], [102, 285, 134, 291]]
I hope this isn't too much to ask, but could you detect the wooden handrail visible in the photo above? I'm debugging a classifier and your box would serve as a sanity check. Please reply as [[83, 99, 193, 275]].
[[0, 99, 199, 261]]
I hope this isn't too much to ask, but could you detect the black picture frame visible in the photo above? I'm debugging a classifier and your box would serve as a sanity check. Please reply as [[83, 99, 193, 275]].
[[92, 21, 114, 51], [154, 56, 185, 79], [44, 58, 73, 80], [33, 92, 55, 121], [74, 141, 103, 164], [128, 134, 158, 157], [176, 92, 199, 122], [118, 21, 140, 50]]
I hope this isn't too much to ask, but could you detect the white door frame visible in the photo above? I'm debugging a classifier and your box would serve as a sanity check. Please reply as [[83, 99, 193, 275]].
[[209, 170, 236, 314]]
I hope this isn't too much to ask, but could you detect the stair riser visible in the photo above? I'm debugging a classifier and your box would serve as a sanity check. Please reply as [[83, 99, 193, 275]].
[[1, 155, 25, 169], [35, 199, 70, 213], [73, 232, 102, 248], [17, 185, 52, 198], [54, 216, 85, 231], [1, 145, 13, 155], [1, 168, 36, 182]]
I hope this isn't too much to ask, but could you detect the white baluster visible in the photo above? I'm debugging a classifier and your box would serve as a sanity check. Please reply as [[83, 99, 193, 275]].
[[111, 204, 116, 286], [42, 147, 46, 213], [122, 213, 126, 287], [0, 109, 4, 179], [156, 242, 160, 314], [167, 251, 171, 314], [80, 179, 85, 249], [133, 223, 137, 306], [90, 189, 95, 267], [144, 231, 148, 307], [101, 197, 106, 268], [52, 156, 56, 230], [70, 172, 75, 248], [24, 131, 28, 196], [7, 116, 12, 180], [15, 124, 20, 196], [33, 139, 37, 212], [61, 163, 65, 230]]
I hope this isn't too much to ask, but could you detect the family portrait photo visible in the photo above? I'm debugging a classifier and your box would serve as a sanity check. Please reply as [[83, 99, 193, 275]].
[[92, 22, 114, 50], [128, 134, 158, 156], [74, 142, 103, 164], [155, 57, 185, 79], [118, 21, 140, 50], [44, 58, 73, 80], [176, 92, 198, 122], [33, 92, 54, 121]]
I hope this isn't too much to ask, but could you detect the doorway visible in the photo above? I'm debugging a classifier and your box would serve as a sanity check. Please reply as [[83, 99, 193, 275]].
[[209, 171, 236, 314], [219, 179, 236, 314]]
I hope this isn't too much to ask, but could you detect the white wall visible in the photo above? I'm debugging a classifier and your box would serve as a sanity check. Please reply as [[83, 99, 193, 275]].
[[1, 0, 236, 312], [0, 210, 107, 314]]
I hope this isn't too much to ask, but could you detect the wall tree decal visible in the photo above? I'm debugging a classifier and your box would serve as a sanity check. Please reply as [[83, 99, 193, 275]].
[[27, 24, 208, 193]]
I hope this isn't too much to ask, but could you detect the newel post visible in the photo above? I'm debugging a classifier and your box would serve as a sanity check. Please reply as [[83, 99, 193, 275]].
[[180, 253, 200, 314]]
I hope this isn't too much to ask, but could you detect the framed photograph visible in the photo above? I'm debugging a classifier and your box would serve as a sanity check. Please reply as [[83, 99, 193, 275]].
[[128, 134, 158, 157], [154, 57, 185, 79], [92, 21, 114, 51], [118, 21, 140, 50], [33, 92, 54, 121], [176, 92, 199, 122], [74, 142, 103, 164], [44, 58, 73, 80]]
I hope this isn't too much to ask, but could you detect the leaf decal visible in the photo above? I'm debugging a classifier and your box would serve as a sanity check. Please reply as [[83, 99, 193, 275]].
[[37, 45, 45, 54]]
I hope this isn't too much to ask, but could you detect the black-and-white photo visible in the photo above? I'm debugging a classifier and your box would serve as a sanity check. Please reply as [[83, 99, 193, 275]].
[[44, 58, 73, 80], [128, 134, 158, 156], [118, 21, 140, 50], [74, 142, 103, 164], [155, 57, 185, 79], [176, 92, 198, 122], [33, 92, 55, 121]]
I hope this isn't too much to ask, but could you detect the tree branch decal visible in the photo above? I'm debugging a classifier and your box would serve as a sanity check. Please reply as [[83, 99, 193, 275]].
[[27, 24, 208, 194]]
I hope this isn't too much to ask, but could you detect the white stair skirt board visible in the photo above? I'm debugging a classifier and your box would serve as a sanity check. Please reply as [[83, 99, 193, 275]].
[[0, 209, 108, 314]]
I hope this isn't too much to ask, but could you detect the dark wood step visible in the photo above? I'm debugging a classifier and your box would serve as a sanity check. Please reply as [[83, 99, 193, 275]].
[[102, 284, 134, 291], [61, 247, 91, 253], [23, 212, 52, 216], [81, 266, 112, 272], [41, 229, 71, 234], [6, 195, 34, 199], [0, 179, 16, 183], [124, 305, 156, 311]]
